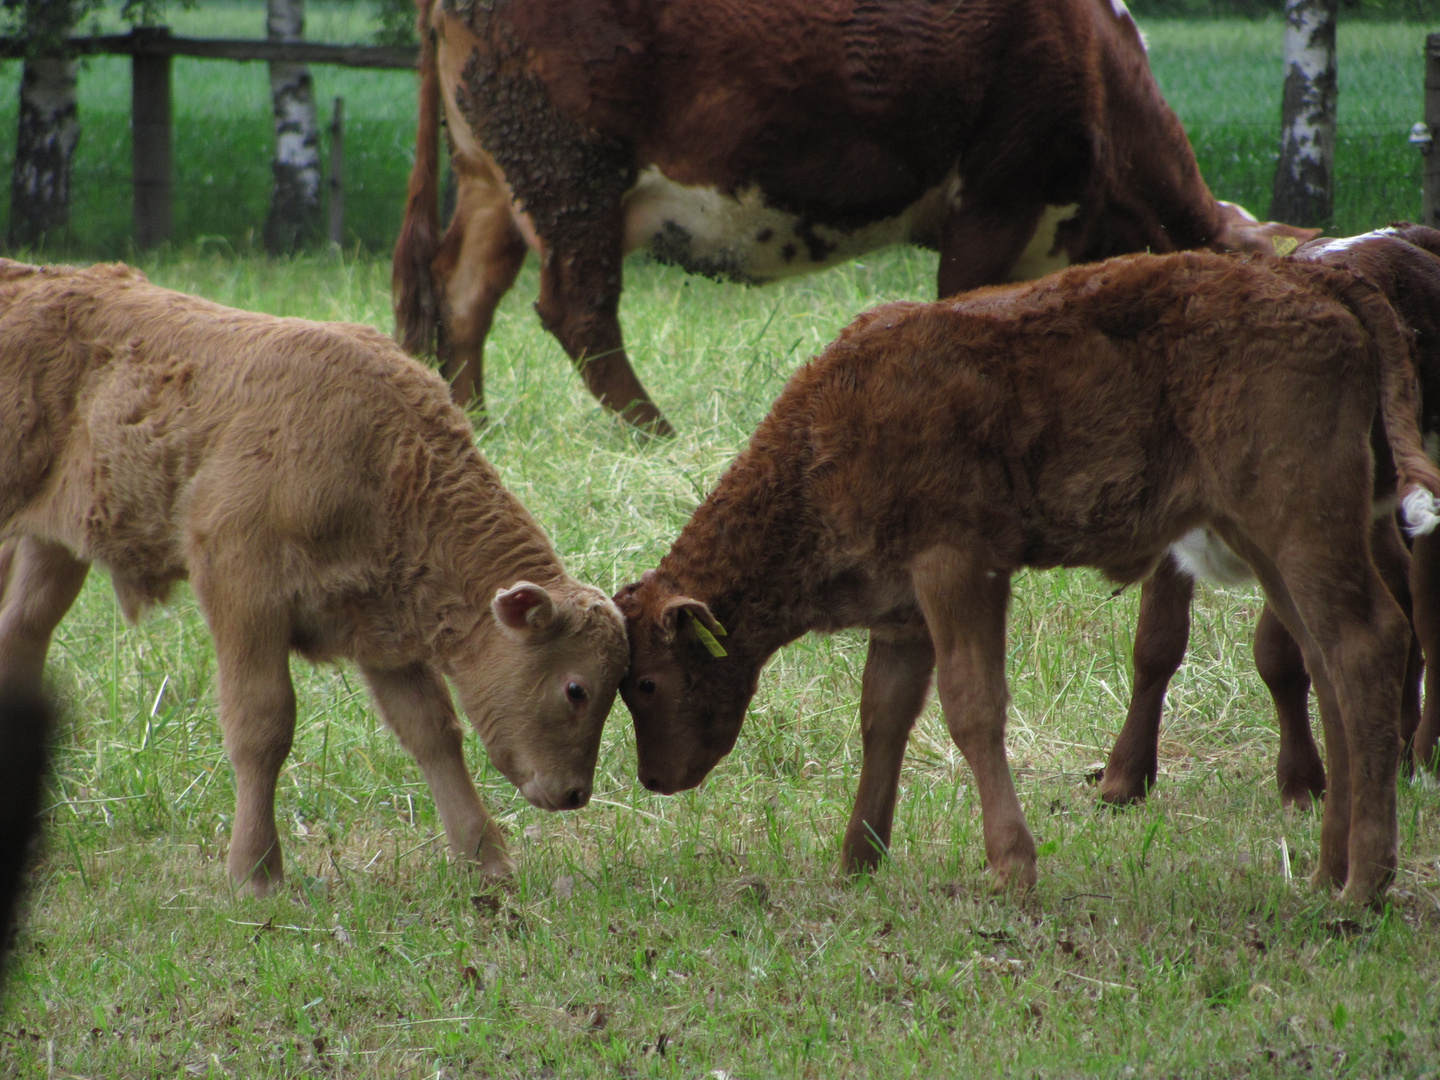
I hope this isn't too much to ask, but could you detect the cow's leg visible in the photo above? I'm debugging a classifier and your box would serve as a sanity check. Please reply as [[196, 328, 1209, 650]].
[[432, 162, 529, 411], [840, 627, 935, 875], [536, 217, 672, 436], [1252, 605, 1324, 808], [912, 547, 1036, 891], [1101, 555, 1193, 805], [936, 200, 1048, 297], [360, 661, 513, 880], [196, 581, 296, 896], [1369, 515, 1422, 769], [1410, 531, 1440, 772], [0, 537, 89, 696], [1258, 547, 1408, 903]]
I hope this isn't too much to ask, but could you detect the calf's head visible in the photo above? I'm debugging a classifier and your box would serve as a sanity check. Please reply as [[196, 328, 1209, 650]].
[[449, 581, 629, 811], [614, 574, 761, 795]]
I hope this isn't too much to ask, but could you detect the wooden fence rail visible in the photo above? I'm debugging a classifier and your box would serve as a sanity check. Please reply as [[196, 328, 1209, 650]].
[[0, 28, 417, 246]]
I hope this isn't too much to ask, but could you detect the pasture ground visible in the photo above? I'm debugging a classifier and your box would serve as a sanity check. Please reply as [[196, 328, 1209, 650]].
[[2, 14, 1440, 1080]]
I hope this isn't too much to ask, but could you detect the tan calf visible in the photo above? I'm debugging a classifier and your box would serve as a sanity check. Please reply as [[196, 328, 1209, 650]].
[[616, 251, 1440, 906], [0, 260, 628, 896]]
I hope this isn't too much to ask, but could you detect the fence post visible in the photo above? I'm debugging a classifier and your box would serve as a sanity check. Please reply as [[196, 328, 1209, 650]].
[[132, 26, 173, 248], [1424, 34, 1440, 230], [328, 96, 344, 246]]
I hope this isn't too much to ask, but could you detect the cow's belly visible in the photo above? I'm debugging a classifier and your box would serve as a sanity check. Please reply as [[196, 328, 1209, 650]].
[[621, 167, 954, 284], [621, 167, 1078, 287]]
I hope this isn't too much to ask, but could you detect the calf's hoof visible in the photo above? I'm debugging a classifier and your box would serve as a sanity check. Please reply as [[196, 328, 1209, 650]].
[[228, 843, 283, 897], [1276, 759, 1325, 811], [989, 854, 1038, 894], [1097, 772, 1151, 808]]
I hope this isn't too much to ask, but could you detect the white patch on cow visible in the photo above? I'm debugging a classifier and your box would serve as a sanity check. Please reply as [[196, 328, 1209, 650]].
[[1170, 528, 1254, 587], [1303, 231, 1392, 257], [621, 166, 956, 283], [1404, 488, 1440, 537], [1007, 203, 1080, 281]]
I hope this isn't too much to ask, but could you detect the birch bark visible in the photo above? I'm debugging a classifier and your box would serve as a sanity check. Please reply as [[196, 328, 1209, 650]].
[[264, 0, 322, 253], [8, 1, 79, 249], [1269, 0, 1338, 227]]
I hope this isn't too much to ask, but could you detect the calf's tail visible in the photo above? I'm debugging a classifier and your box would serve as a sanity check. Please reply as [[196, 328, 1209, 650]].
[[1333, 270, 1440, 535], [391, 0, 443, 357]]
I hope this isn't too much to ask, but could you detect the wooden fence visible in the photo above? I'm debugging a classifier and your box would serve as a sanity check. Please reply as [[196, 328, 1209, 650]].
[[0, 27, 418, 247]]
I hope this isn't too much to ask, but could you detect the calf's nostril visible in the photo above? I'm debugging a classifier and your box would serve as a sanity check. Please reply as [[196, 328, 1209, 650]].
[[641, 775, 661, 792], [566, 787, 590, 810]]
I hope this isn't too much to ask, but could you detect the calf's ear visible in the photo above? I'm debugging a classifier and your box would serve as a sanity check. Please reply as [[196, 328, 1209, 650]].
[[493, 582, 556, 632], [659, 596, 726, 650]]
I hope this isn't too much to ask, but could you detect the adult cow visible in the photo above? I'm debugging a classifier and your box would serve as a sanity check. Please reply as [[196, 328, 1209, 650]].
[[393, 0, 1314, 433]]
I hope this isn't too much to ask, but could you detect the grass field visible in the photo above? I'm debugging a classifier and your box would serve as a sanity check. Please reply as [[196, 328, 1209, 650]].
[[3, 14, 1440, 1080]]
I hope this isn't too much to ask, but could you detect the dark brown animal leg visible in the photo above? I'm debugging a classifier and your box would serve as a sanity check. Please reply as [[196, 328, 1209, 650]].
[[432, 161, 529, 411], [198, 586, 295, 897], [361, 661, 513, 880], [1100, 555, 1193, 805], [1252, 605, 1324, 808], [0, 537, 90, 696], [1259, 549, 1408, 903], [1411, 531, 1440, 772], [912, 547, 1037, 891], [936, 201, 1048, 298], [840, 628, 935, 875], [535, 219, 673, 436], [1370, 515, 1422, 769]]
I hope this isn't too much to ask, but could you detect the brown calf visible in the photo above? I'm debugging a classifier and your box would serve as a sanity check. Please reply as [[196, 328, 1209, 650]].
[[0, 260, 629, 896], [393, 0, 1313, 432], [1101, 224, 1440, 807], [616, 251, 1440, 905]]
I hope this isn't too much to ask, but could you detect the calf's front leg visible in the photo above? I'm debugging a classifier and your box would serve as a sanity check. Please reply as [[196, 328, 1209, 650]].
[[361, 662, 513, 880], [0, 537, 90, 697], [1101, 555, 1193, 805], [912, 548, 1037, 891], [840, 628, 935, 875], [206, 616, 296, 897]]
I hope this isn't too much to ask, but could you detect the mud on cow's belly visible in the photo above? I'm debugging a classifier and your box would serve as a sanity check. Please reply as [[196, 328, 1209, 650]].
[[620, 167, 948, 285]]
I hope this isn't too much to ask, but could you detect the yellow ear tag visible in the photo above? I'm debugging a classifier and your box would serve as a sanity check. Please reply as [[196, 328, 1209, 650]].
[[691, 619, 728, 658], [1272, 235, 1299, 257]]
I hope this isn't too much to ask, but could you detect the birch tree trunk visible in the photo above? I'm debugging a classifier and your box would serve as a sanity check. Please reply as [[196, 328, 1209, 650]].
[[8, 1, 79, 249], [1269, 0, 1338, 227], [264, 0, 322, 254]]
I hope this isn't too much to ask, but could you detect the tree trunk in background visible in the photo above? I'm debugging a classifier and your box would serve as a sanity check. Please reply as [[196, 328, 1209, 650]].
[[1269, 0, 1338, 227], [264, 0, 322, 254], [8, 1, 79, 250]]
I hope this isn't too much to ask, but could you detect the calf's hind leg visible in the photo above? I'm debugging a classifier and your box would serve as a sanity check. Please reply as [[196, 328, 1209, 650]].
[[1257, 545, 1409, 903], [840, 628, 935, 875], [361, 662, 513, 880], [0, 537, 90, 696], [912, 548, 1037, 891]]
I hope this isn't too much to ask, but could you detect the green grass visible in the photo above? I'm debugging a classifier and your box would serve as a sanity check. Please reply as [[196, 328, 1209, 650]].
[[3, 16, 1440, 1080], [3, 241, 1440, 1078], [0, 16, 1433, 254]]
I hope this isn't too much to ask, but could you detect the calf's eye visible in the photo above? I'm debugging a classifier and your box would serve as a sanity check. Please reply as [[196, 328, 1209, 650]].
[[566, 682, 588, 703], [638, 678, 656, 695]]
